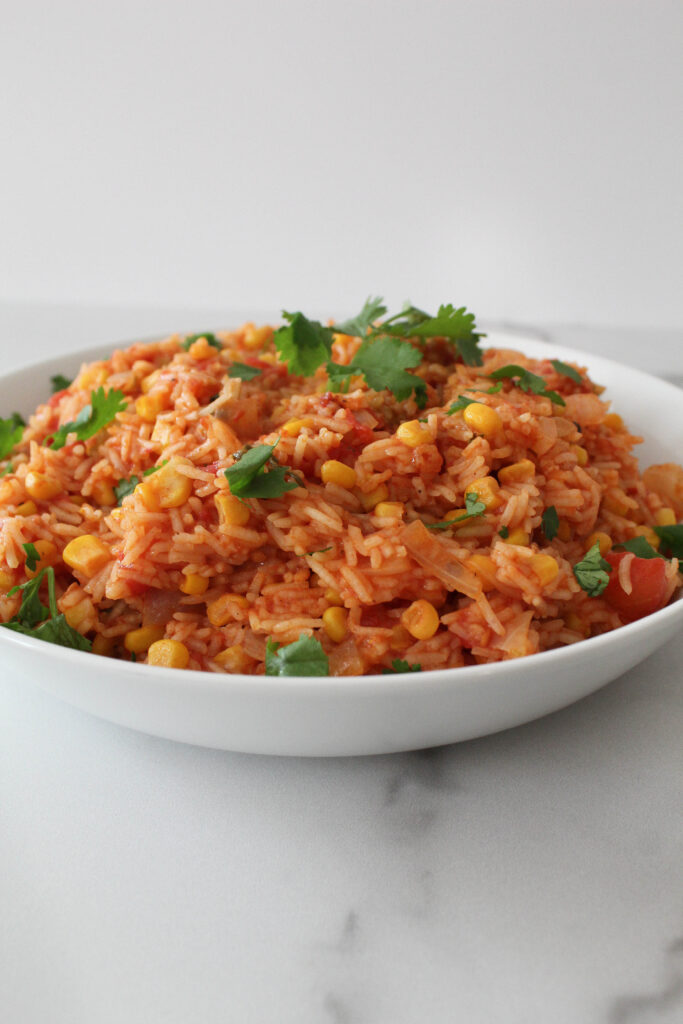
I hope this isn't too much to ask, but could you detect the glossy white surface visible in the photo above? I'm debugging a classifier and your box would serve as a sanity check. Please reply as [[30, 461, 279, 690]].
[[1, 332, 681, 755], [0, 307, 681, 1023]]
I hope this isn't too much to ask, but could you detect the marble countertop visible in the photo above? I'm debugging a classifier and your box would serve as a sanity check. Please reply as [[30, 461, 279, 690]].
[[0, 305, 681, 1024]]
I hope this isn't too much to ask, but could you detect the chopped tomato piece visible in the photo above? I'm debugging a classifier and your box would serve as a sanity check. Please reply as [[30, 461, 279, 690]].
[[603, 551, 670, 621]]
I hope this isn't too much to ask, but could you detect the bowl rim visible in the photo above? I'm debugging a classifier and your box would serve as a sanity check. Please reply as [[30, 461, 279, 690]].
[[1, 329, 681, 689]]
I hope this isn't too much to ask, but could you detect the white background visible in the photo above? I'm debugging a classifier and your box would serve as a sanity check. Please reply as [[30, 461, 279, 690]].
[[1, 0, 682, 329]]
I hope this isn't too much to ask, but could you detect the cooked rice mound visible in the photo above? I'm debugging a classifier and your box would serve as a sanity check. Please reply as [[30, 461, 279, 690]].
[[0, 326, 681, 674]]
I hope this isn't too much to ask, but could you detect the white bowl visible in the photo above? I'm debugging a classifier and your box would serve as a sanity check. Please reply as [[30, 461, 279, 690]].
[[1, 333, 681, 756]]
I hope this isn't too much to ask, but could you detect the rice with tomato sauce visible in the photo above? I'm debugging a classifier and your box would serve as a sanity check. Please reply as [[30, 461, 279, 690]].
[[0, 323, 680, 674]]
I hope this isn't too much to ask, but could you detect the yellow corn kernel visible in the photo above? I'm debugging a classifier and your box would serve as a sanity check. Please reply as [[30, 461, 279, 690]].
[[571, 445, 589, 467], [462, 402, 503, 438], [150, 460, 193, 509], [603, 413, 623, 431], [498, 459, 535, 486], [124, 625, 165, 654], [243, 324, 273, 350], [468, 554, 497, 592], [655, 507, 676, 527], [504, 528, 530, 546], [141, 369, 161, 393], [135, 392, 167, 423], [390, 624, 412, 651], [634, 525, 661, 549], [360, 484, 389, 511], [92, 634, 115, 657], [321, 460, 357, 489], [585, 531, 612, 556], [322, 606, 348, 643], [207, 593, 249, 627], [25, 539, 58, 579], [136, 479, 160, 511], [445, 508, 466, 522], [62, 534, 111, 575], [396, 420, 435, 448], [215, 493, 250, 527], [25, 471, 62, 502], [373, 501, 404, 518], [401, 599, 440, 640], [188, 337, 216, 360], [324, 589, 344, 606], [282, 418, 313, 436], [147, 638, 190, 668], [529, 553, 560, 585], [565, 612, 585, 634], [91, 479, 116, 506], [556, 520, 572, 542], [602, 493, 630, 517], [214, 644, 252, 672], [0, 568, 14, 589], [467, 476, 501, 510], [64, 598, 96, 633], [16, 500, 37, 516], [180, 572, 209, 596]]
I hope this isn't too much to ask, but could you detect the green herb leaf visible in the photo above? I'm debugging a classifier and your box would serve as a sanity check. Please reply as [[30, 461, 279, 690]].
[[306, 546, 332, 556], [48, 388, 127, 450], [0, 463, 14, 477], [382, 659, 422, 674], [0, 412, 25, 460], [573, 542, 612, 597], [224, 441, 300, 500], [615, 536, 663, 560], [379, 303, 484, 366], [273, 311, 335, 376], [114, 462, 165, 505], [50, 374, 73, 393], [181, 332, 222, 351], [447, 395, 477, 415], [541, 506, 559, 541], [332, 296, 387, 337], [228, 362, 262, 381], [550, 359, 582, 384], [489, 365, 566, 407], [426, 491, 487, 529], [265, 633, 329, 676], [327, 336, 427, 407], [498, 525, 509, 539], [653, 523, 683, 559], [22, 542, 41, 573], [6, 573, 49, 624], [3, 565, 92, 650]]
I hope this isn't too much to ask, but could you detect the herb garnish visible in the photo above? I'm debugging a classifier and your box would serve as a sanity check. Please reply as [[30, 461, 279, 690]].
[[332, 296, 387, 338], [550, 359, 582, 384], [1, 565, 92, 651], [306, 546, 332, 556], [446, 382, 503, 415], [372, 303, 484, 366], [22, 542, 41, 573], [228, 362, 262, 381], [541, 506, 559, 541], [0, 413, 25, 460], [498, 525, 509, 539], [573, 542, 612, 597], [273, 312, 335, 376], [224, 441, 301, 499], [326, 336, 427, 408], [652, 523, 683, 559], [265, 634, 329, 676], [0, 463, 14, 477], [48, 388, 127, 450], [114, 463, 165, 505], [382, 659, 422, 674], [614, 536, 663, 560], [50, 374, 72, 393], [181, 333, 222, 351], [426, 491, 486, 530], [488, 365, 565, 406]]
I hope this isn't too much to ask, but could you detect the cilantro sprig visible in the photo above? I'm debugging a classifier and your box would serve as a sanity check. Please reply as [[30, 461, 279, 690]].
[[228, 362, 262, 381], [550, 359, 582, 385], [653, 523, 683, 559], [541, 506, 559, 541], [48, 388, 127, 451], [1, 565, 91, 651], [371, 303, 484, 366], [489, 365, 565, 407], [326, 336, 427, 408], [273, 312, 335, 376], [614, 536, 663, 560], [332, 297, 387, 338], [573, 542, 612, 597], [446, 382, 503, 415], [114, 463, 165, 506], [265, 634, 329, 676], [181, 332, 222, 351], [426, 491, 487, 530], [0, 412, 25, 460], [382, 659, 422, 674], [50, 374, 73, 393], [224, 441, 302, 500]]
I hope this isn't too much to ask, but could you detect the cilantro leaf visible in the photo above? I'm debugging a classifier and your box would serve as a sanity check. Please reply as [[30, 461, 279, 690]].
[[22, 542, 41, 573], [327, 336, 427, 407], [573, 542, 612, 597], [653, 523, 683, 559], [7, 574, 50, 626], [181, 332, 222, 351], [382, 659, 422, 674], [3, 565, 92, 650], [489, 365, 566, 407], [426, 491, 487, 529], [224, 441, 300, 500], [50, 374, 73, 393], [48, 388, 127, 450], [446, 382, 503, 416], [273, 311, 335, 376], [498, 525, 509, 539], [378, 303, 484, 366], [332, 297, 388, 337], [0, 463, 13, 477], [228, 362, 262, 381], [265, 634, 329, 676], [0, 412, 25, 460], [114, 463, 165, 505], [615, 536, 663, 559], [541, 506, 559, 541], [306, 546, 332, 556], [550, 359, 582, 384]]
